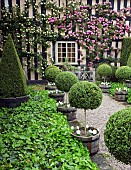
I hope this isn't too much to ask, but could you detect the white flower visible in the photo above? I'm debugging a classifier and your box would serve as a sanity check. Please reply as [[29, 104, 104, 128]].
[[92, 130, 97, 135], [76, 126, 79, 130], [76, 129, 81, 135], [71, 126, 74, 130], [86, 124, 89, 129], [88, 129, 93, 134], [67, 104, 70, 108], [124, 87, 128, 91]]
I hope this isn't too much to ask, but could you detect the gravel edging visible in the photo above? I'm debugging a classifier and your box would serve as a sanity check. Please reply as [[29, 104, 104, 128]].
[[76, 93, 131, 170]]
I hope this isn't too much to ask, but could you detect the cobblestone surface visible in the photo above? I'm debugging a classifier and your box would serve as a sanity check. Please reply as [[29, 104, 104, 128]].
[[76, 93, 131, 170]]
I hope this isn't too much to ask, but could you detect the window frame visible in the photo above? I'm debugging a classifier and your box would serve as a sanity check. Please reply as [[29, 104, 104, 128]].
[[55, 41, 78, 65]]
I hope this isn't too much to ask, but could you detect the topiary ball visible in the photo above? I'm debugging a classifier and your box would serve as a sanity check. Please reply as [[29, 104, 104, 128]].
[[115, 66, 131, 82], [45, 65, 58, 73], [55, 71, 78, 92], [68, 81, 102, 110], [104, 107, 131, 165], [45, 68, 61, 83], [96, 64, 112, 78]]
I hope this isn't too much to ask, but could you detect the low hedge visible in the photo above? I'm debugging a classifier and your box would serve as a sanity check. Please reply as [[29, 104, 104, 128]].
[[104, 107, 131, 165], [0, 88, 98, 169]]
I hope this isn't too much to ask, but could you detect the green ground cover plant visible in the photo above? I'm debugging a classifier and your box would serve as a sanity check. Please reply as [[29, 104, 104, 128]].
[[0, 88, 98, 170]]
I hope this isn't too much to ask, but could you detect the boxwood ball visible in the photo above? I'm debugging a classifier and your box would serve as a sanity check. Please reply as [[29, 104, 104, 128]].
[[68, 81, 102, 110], [55, 71, 78, 92], [104, 107, 131, 165]]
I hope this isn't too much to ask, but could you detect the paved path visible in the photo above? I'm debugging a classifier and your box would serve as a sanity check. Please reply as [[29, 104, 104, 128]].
[[76, 93, 131, 170]]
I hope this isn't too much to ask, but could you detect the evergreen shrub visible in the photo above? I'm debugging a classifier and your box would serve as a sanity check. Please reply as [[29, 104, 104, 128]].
[[120, 37, 131, 66], [96, 64, 112, 82], [0, 34, 27, 98], [55, 71, 78, 92], [115, 66, 131, 83], [104, 107, 131, 165], [45, 68, 61, 83], [127, 53, 131, 67]]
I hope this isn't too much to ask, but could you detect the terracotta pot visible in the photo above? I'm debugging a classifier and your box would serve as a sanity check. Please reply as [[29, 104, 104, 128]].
[[49, 93, 65, 102], [57, 106, 77, 121], [71, 127, 100, 156], [115, 91, 128, 101], [99, 84, 111, 93], [0, 95, 29, 108], [126, 80, 131, 88]]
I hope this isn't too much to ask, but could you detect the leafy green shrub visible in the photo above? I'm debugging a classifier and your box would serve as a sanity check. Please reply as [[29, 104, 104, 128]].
[[96, 64, 112, 82], [109, 82, 126, 96], [120, 37, 131, 66], [55, 71, 78, 92], [110, 65, 117, 82], [115, 66, 131, 83], [0, 34, 27, 98], [45, 65, 58, 73], [127, 88, 131, 104], [69, 81, 102, 133], [104, 107, 131, 165], [0, 89, 98, 170], [127, 53, 131, 67], [45, 68, 61, 83]]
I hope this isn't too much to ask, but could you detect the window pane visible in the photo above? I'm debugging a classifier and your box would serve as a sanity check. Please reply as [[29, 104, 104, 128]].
[[58, 48, 61, 52], [72, 48, 75, 52], [67, 48, 71, 52], [72, 43, 75, 47], [58, 43, 61, 47], [62, 43, 66, 47], [67, 43, 71, 47], [62, 48, 66, 53]]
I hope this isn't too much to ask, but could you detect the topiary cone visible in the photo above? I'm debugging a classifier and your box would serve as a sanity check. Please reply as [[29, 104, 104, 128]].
[[0, 34, 27, 98]]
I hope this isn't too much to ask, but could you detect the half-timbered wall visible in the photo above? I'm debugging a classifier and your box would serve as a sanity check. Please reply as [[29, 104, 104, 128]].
[[1, 0, 131, 80]]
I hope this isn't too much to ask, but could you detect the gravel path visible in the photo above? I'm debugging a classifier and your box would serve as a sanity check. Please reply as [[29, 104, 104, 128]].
[[76, 93, 131, 170]]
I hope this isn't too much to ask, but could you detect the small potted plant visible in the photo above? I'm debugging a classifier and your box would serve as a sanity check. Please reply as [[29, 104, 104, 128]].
[[68, 81, 102, 155], [126, 53, 131, 88], [115, 66, 131, 101], [104, 107, 131, 165], [45, 67, 61, 90], [0, 34, 29, 108], [55, 71, 78, 121], [96, 64, 112, 93], [48, 89, 65, 102]]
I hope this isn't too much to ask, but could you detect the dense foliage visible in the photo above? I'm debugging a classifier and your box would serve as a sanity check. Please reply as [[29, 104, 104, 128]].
[[104, 107, 131, 165], [55, 71, 78, 92], [115, 66, 131, 83], [0, 89, 98, 170], [45, 68, 61, 83], [69, 81, 102, 110], [0, 34, 27, 98], [127, 53, 131, 67], [45, 65, 59, 73], [96, 64, 112, 82], [120, 37, 131, 66]]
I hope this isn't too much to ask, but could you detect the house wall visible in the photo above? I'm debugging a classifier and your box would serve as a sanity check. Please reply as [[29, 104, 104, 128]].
[[1, 0, 131, 80]]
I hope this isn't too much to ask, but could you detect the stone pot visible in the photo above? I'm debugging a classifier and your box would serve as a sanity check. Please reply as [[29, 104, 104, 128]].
[[99, 84, 111, 93], [126, 80, 131, 88], [57, 106, 77, 121], [49, 92, 65, 102], [0, 95, 29, 108], [115, 91, 128, 101], [71, 127, 100, 156]]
